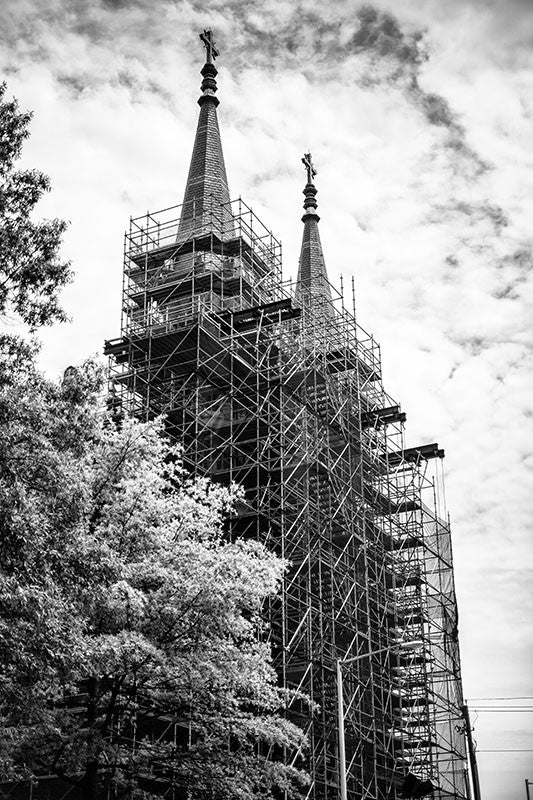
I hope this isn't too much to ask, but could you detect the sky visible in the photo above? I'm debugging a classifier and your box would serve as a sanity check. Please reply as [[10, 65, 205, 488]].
[[1, 0, 532, 797]]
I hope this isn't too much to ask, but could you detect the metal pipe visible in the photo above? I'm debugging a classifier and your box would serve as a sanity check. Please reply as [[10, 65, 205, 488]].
[[337, 659, 348, 800], [460, 704, 482, 800], [336, 641, 423, 799]]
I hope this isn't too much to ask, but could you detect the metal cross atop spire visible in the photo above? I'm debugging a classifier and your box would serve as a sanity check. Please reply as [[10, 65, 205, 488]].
[[302, 152, 317, 184], [199, 29, 219, 63]]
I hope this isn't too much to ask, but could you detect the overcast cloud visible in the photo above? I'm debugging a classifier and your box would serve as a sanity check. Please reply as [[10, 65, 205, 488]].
[[1, 1, 532, 797]]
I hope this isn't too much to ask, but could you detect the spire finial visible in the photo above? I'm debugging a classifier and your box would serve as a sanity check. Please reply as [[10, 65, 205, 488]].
[[198, 28, 220, 107], [302, 152, 317, 185], [301, 152, 319, 221], [199, 29, 219, 64]]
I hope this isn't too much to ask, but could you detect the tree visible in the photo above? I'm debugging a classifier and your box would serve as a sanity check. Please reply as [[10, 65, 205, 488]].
[[0, 82, 72, 330], [0, 351, 309, 800]]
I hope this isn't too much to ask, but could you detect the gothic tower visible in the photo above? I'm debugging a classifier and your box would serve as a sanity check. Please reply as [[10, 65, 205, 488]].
[[106, 32, 470, 800]]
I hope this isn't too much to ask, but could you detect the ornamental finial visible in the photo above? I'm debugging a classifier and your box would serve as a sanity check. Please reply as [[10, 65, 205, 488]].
[[199, 29, 219, 64], [301, 152, 319, 220], [198, 29, 220, 106], [302, 152, 317, 185]]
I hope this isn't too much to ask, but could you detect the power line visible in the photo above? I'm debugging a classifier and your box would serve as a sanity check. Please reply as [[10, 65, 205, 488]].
[[470, 708, 533, 713], [467, 696, 533, 701], [477, 749, 533, 753]]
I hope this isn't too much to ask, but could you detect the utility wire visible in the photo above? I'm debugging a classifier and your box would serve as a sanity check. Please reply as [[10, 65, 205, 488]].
[[472, 707, 533, 714], [467, 696, 533, 701], [477, 749, 533, 753]]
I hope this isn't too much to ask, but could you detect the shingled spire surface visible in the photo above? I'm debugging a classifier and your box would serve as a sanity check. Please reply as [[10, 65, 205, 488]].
[[178, 30, 233, 239], [295, 153, 334, 320]]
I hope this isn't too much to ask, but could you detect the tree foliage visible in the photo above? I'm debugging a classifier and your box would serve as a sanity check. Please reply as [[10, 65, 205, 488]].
[[0, 82, 72, 329], [0, 351, 309, 799]]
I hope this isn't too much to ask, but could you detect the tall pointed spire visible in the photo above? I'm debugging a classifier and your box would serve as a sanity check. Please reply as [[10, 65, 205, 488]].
[[295, 153, 334, 317], [178, 29, 233, 239]]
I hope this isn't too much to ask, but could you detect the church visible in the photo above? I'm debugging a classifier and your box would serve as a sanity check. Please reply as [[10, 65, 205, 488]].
[[105, 29, 470, 800]]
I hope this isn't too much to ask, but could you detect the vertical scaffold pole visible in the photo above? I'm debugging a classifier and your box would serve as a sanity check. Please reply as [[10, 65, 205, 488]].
[[337, 659, 348, 800], [461, 704, 482, 800]]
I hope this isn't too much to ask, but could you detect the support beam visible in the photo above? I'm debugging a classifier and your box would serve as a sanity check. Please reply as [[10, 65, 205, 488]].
[[387, 443, 445, 467]]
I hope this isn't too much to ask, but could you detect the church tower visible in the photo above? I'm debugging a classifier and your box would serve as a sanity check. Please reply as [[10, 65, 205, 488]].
[[177, 30, 233, 240], [295, 153, 334, 318], [106, 31, 471, 800]]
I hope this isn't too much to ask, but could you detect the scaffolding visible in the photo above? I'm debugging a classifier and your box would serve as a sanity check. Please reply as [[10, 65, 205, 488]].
[[105, 195, 470, 800]]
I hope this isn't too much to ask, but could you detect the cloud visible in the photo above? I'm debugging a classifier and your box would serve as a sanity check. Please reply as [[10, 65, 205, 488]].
[[349, 4, 427, 78], [346, 4, 490, 174]]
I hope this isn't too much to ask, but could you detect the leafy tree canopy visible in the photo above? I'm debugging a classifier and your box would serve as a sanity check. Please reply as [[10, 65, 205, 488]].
[[0, 82, 72, 329], [0, 349, 309, 799]]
